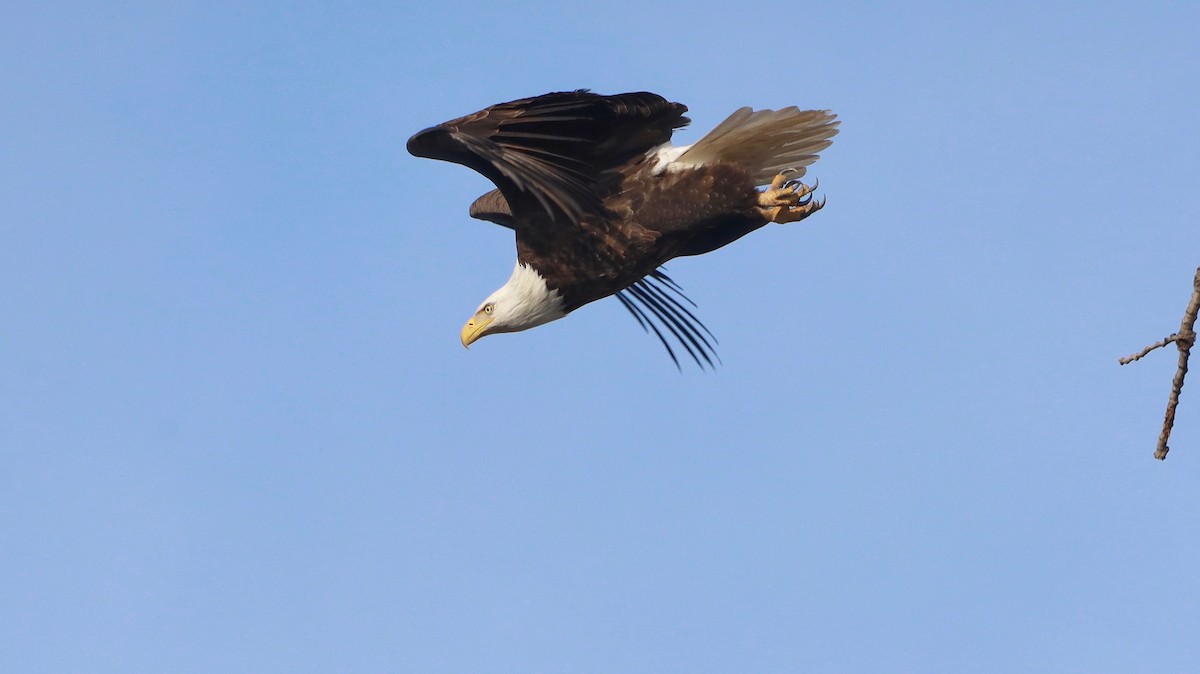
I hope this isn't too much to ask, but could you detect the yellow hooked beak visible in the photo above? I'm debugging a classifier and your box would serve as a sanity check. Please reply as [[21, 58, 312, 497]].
[[460, 315, 494, 348]]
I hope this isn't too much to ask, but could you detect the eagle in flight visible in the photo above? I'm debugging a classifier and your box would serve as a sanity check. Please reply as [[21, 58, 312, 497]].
[[407, 90, 838, 367]]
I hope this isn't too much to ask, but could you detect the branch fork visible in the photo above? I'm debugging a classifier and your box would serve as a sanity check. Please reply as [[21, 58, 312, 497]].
[[1120, 266, 1200, 460]]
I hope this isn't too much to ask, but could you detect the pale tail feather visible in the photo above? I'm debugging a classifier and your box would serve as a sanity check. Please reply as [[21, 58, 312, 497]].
[[672, 107, 839, 184]]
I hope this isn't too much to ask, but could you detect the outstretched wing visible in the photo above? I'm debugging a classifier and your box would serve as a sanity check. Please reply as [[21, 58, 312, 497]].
[[407, 90, 689, 223]]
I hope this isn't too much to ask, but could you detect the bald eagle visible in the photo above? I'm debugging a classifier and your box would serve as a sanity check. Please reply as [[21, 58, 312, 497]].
[[407, 90, 838, 367]]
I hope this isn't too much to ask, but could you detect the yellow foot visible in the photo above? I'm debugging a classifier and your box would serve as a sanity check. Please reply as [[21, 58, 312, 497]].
[[756, 169, 824, 224]]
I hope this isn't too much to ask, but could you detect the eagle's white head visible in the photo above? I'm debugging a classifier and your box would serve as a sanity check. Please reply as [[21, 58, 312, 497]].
[[461, 262, 567, 347]]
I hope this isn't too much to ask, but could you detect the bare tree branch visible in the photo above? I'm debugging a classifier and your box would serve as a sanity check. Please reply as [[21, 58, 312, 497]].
[[1120, 334, 1180, 365], [1121, 266, 1200, 460]]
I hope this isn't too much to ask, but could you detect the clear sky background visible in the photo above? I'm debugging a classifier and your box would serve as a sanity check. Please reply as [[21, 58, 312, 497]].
[[3, 2, 1198, 672]]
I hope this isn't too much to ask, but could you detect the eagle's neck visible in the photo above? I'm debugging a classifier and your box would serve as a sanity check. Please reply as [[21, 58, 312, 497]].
[[489, 262, 567, 331]]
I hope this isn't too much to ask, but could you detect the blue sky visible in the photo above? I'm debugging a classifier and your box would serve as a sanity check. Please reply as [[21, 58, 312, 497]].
[[3, 2, 1198, 672]]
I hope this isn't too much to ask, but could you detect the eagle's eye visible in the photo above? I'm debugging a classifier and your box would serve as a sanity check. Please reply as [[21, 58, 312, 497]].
[[483, 303, 494, 315]]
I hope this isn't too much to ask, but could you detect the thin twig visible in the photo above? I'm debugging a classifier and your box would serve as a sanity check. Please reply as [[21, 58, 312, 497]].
[[1122, 266, 1199, 460], [1120, 334, 1180, 365]]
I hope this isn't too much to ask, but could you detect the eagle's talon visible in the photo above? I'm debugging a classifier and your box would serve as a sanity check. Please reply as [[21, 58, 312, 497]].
[[786, 180, 816, 198], [758, 170, 821, 222], [766, 198, 824, 224], [758, 187, 798, 208], [758, 170, 826, 223]]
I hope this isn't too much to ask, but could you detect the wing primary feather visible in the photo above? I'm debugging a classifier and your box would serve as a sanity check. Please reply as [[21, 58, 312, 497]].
[[643, 275, 718, 345], [501, 145, 592, 167], [617, 288, 686, 368], [626, 286, 700, 367], [494, 130, 592, 143], [615, 292, 681, 369], [615, 270, 721, 369], [640, 286, 712, 369], [646, 270, 692, 303], [633, 282, 702, 349], [502, 115, 595, 124], [626, 284, 710, 368], [638, 282, 720, 363], [633, 281, 718, 368], [501, 150, 593, 181], [643, 269, 715, 340]]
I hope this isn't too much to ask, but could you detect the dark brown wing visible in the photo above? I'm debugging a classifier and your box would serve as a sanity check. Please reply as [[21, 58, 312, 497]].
[[468, 189, 513, 229], [407, 90, 689, 223]]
